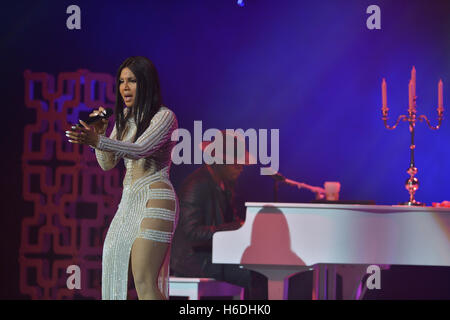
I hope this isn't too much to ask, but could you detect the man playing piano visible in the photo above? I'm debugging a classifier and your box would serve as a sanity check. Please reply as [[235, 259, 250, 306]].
[[170, 130, 267, 299]]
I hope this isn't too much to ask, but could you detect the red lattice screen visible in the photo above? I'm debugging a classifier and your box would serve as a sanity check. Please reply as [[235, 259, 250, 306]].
[[20, 69, 135, 299]]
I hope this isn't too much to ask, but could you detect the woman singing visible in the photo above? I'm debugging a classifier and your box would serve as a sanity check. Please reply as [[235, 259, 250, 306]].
[[65, 56, 178, 300]]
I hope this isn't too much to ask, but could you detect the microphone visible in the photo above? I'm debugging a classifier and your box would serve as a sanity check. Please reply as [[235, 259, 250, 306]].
[[75, 108, 113, 127], [271, 172, 286, 182], [270, 171, 326, 199], [84, 108, 113, 125]]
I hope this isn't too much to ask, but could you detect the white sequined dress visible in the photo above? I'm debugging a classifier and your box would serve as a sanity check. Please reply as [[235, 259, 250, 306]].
[[94, 106, 178, 300]]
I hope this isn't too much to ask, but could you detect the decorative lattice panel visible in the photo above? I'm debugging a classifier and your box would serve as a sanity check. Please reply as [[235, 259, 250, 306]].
[[20, 69, 135, 299]]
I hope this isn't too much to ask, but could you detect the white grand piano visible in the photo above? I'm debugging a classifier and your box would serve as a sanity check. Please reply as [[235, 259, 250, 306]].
[[212, 202, 450, 299]]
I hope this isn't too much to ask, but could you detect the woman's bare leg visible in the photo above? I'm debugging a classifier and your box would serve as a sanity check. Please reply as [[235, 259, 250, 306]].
[[131, 182, 175, 300]]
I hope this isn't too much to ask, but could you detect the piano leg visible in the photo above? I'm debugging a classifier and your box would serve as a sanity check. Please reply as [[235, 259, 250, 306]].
[[312, 264, 337, 300], [328, 265, 337, 300], [313, 264, 369, 300], [336, 264, 391, 300], [336, 265, 368, 300]]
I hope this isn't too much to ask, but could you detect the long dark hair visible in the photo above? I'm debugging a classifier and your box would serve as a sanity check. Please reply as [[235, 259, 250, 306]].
[[114, 56, 162, 142]]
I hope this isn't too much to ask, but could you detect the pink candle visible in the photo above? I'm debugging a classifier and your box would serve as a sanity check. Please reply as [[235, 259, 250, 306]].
[[408, 80, 414, 111], [411, 66, 416, 98], [438, 79, 444, 111], [382, 78, 387, 111]]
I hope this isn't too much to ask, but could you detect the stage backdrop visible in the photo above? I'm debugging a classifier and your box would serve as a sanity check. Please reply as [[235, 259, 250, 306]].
[[1, 0, 450, 299]]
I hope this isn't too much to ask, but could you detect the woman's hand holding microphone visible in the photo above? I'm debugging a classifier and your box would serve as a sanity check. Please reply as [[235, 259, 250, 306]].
[[65, 107, 109, 147]]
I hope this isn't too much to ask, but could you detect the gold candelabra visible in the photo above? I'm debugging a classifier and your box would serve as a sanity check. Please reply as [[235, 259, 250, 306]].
[[381, 66, 444, 206]]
